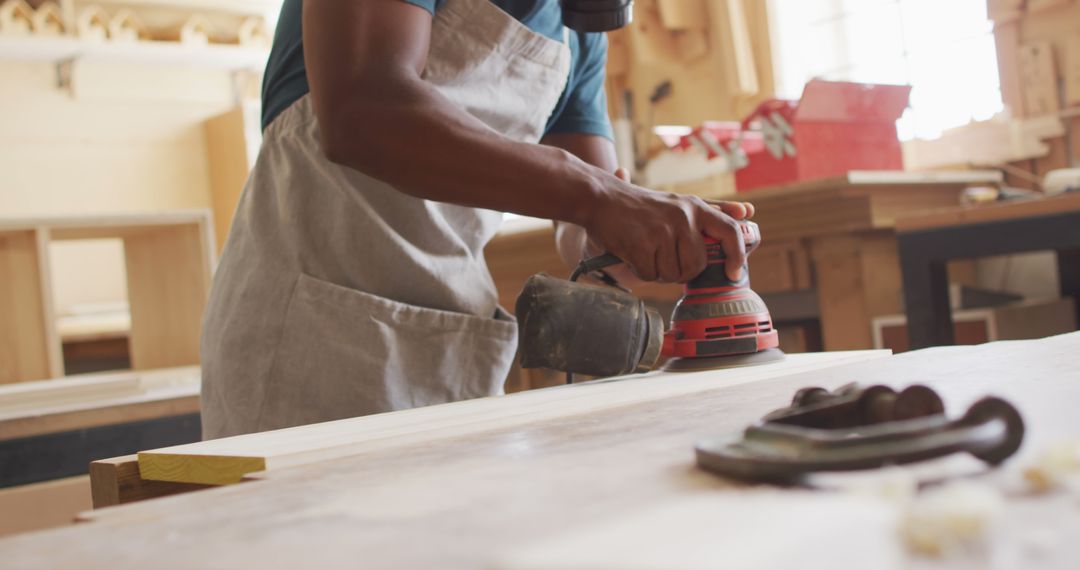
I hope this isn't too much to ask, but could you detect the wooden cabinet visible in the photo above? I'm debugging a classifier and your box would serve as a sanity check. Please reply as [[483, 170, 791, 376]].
[[0, 211, 214, 383]]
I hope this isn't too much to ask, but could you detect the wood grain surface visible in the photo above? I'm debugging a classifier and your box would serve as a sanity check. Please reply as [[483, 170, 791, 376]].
[[138, 351, 886, 485], [896, 192, 1080, 232], [1, 334, 1078, 569]]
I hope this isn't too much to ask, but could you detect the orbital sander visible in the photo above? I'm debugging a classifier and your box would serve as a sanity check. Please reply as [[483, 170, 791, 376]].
[[516, 220, 783, 382]]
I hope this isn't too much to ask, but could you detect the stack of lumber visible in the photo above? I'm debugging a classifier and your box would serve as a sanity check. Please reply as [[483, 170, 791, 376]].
[[905, 1, 1080, 178]]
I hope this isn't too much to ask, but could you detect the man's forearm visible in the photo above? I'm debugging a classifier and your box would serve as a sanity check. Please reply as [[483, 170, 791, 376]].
[[318, 73, 611, 228]]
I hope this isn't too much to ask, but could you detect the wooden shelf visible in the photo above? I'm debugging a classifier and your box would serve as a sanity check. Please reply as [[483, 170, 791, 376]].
[[70, 0, 281, 16], [0, 35, 268, 71], [0, 366, 200, 440], [0, 210, 215, 384]]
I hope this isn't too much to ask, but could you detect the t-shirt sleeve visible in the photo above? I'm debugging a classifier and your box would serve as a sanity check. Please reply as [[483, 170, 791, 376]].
[[547, 32, 614, 140], [400, 0, 438, 14]]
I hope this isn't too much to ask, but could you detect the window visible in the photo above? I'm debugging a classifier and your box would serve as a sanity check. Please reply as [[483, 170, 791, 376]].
[[768, 0, 1003, 139]]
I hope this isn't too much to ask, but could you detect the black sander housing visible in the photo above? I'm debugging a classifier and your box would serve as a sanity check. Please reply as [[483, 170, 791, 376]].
[[516, 220, 782, 381], [561, 0, 634, 32]]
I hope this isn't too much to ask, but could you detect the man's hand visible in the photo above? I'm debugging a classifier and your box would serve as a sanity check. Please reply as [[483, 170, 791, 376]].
[[582, 169, 754, 283], [543, 134, 754, 285]]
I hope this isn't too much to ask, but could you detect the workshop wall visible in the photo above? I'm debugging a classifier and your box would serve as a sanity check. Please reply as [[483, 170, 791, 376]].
[[604, 0, 776, 196], [0, 60, 236, 311]]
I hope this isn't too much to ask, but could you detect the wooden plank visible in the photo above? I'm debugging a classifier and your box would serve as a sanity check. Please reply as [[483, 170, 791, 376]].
[[994, 19, 1024, 114], [138, 350, 886, 485], [0, 476, 91, 537], [1018, 41, 1060, 117], [901, 115, 1064, 169], [712, 0, 758, 96], [1026, 0, 1070, 13], [0, 372, 139, 412], [896, 192, 1080, 232], [1066, 34, 1080, 107], [0, 228, 58, 383], [810, 232, 902, 350], [0, 210, 212, 236], [1, 334, 1078, 568], [743, 171, 1000, 240], [497, 494, 900, 569], [744, 171, 1002, 200], [89, 455, 209, 509], [0, 366, 200, 441], [203, 106, 251, 255], [810, 235, 868, 351], [34, 228, 64, 378], [1072, 116, 1080, 164], [124, 223, 211, 370]]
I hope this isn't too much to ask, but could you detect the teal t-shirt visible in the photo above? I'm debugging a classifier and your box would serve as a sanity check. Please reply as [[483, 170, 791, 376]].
[[261, 0, 613, 140]]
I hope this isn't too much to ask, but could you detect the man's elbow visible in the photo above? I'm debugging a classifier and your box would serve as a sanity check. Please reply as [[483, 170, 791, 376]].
[[317, 115, 354, 167]]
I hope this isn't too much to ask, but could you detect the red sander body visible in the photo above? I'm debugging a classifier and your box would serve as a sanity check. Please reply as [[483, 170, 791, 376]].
[[516, 220, 784, 379], [661, 223, 782, 371]]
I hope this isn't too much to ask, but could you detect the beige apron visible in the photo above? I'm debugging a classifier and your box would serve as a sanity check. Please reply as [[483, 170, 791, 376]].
[[200, 0, 572, 439]]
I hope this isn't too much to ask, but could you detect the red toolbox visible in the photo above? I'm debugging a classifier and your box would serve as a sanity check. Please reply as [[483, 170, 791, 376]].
[[735, 79, 912, 192]]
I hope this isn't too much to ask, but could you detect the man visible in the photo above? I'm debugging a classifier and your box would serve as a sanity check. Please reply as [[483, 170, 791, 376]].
[[200, 0, 755, 439]]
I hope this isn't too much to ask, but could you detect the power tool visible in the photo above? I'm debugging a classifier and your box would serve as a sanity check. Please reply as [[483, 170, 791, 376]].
[[561, 0, 634, 32], [516, 220, 783, 381]]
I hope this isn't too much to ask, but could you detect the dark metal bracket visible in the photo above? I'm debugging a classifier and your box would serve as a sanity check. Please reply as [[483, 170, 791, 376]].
[[695, 384, 1024, 482]]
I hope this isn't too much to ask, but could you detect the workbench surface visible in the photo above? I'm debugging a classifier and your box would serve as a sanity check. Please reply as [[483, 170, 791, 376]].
[[2, 335, 1079, 569]]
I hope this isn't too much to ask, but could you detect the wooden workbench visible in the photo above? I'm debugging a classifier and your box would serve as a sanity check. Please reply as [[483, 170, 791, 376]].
[[740, 170, 1002, 351], [896, 192, 1080, 349], [487, 171, 1003, 357], [2, 333, 1078, 568]]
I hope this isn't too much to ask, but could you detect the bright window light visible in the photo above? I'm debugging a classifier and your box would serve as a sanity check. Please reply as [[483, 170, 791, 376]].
[[768, 0, 1003, 140]]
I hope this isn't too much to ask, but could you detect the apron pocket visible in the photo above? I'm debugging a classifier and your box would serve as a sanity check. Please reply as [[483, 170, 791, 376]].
[[257, 273, 518, 431]]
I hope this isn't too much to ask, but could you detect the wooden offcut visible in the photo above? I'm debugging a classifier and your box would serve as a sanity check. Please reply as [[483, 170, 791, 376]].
[[89, 455, 209, 509]]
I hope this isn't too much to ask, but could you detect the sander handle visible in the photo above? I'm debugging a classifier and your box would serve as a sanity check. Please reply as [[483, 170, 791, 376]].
[[569, 252, 624, 283], [570, 220, 761, 284]]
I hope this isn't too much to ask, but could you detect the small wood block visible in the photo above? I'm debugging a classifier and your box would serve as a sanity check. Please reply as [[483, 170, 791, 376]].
[[89, 455, 210, 509]]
